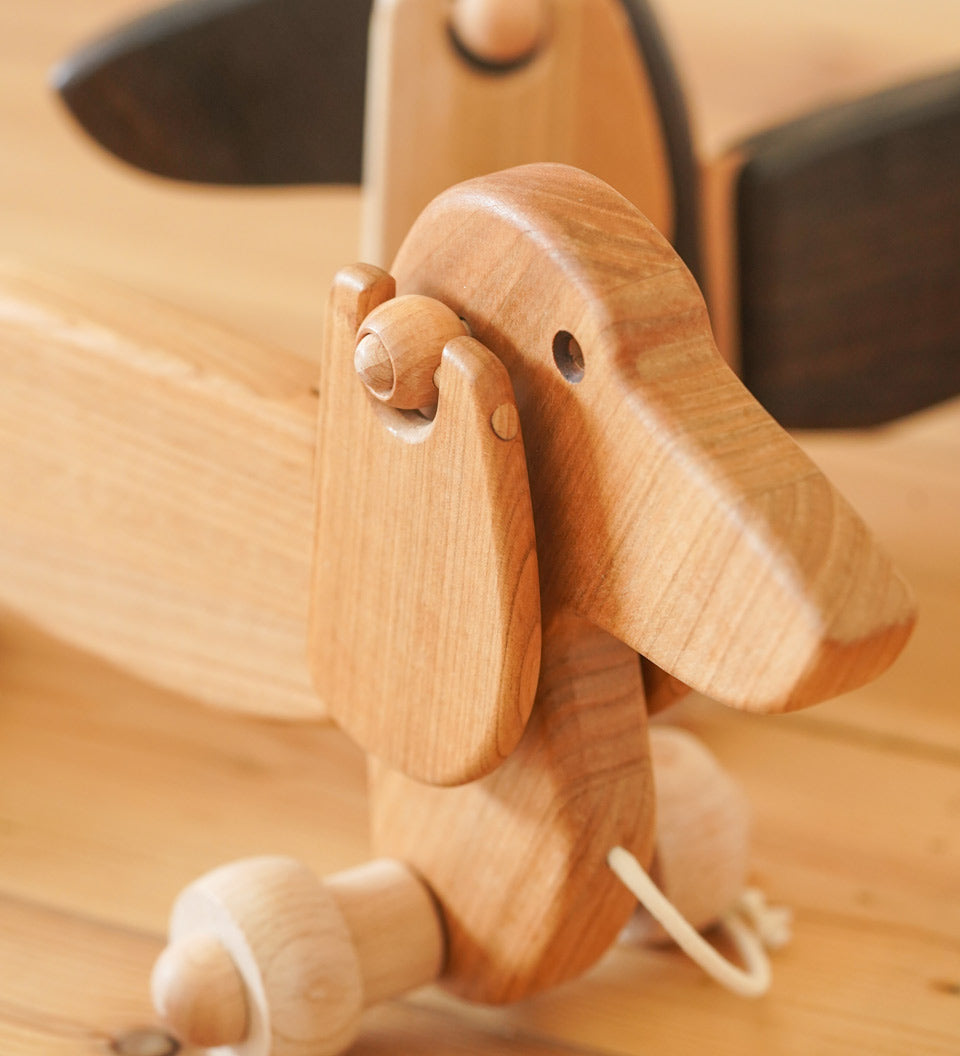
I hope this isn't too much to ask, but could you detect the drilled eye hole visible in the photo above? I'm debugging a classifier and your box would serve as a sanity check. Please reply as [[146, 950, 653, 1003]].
[[553, 330, 584, 383]]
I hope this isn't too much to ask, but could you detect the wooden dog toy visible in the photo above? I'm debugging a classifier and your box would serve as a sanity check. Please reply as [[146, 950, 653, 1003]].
[[4, 163, 914, 1052], [54, 0, 960, 425]]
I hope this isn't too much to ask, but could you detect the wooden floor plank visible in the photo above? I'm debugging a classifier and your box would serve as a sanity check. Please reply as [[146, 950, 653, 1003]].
[[443, 910, 960, 1056], [2, 616, 958, 1055], [0, 615, 369, 934], [788, 403, 960, 753]]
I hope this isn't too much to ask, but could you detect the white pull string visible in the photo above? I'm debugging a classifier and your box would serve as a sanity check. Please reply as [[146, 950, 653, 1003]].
[[608, 846, 792, 998]]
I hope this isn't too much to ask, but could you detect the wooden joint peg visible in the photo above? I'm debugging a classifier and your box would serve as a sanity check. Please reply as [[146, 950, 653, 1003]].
[[310, 266, 541, 787], [448, 0, 549, 68], [151, 857, 444, 1056], [354, 292, 467, 410]]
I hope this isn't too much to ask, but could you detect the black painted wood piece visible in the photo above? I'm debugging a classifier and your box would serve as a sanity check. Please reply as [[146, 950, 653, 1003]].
[[53, 0, 372, 185], [738, 69, 960, 427]]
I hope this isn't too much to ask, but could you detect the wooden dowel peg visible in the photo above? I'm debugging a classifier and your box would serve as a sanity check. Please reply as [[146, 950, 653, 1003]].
[[354, 293, 467, 409], [151, 856, 445, 1056], [449, 0, 548, 67]]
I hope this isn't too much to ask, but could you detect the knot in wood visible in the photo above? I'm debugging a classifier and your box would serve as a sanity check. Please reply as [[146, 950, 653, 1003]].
[[354, 294, 467, 410]]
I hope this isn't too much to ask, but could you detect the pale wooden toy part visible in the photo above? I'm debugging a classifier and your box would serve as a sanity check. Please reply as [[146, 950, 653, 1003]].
[[371, 609, 655, 1003], [449, 0, 548, 66], [310, 265, 541, 786], [151, 857, 444, 1056], [361, 0, 673, 266], [392, 163, 916, 713], [621, 724, 752, 944], [0, 261, 320, 720], [152, 933, 248, 1047]]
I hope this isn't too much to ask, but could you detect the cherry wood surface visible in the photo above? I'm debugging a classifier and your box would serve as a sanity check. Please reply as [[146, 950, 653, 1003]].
[[1, 2, 958, 1054]]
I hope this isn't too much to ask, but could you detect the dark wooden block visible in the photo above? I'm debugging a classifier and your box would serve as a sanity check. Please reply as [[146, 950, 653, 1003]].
[[737, 69, 960, 427]]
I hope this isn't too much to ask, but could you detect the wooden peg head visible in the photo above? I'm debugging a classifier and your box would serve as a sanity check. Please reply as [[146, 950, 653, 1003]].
[[151, 933, 247, 1048], [354, 293, 466, 409], [154, 857, 363, 1056], [449, 0, 548, 67]]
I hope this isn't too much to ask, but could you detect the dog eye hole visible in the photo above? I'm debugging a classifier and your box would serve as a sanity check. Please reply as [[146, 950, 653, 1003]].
[[553, 331, 584, 383]]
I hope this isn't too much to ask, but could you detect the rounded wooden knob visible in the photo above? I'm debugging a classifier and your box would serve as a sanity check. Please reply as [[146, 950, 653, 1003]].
[[154, 856, 364, 1056], [355, 294, 467, 409], [450, 0, 548, 66], [152, 857, 444, 1056], [151, 933, 247, 1047]]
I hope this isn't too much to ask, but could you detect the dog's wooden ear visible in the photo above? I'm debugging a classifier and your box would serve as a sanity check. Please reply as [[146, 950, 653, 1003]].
[[309, 265, 541, 786]]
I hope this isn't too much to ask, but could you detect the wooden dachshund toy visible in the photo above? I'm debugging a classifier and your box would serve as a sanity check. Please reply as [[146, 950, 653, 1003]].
[[0, 163, 914, 1052], [54, 0, 960, 426]]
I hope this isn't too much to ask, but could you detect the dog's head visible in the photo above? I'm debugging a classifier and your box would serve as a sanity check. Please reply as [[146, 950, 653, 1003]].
[[393, 163, 915, 713]]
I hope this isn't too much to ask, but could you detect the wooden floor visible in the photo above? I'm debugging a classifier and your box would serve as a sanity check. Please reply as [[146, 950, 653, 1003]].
[[1, 2, 959, 1054]]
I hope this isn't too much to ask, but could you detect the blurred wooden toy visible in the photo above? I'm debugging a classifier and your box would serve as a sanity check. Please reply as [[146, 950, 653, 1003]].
[[54, 0, 960, 426], [0, 163, 915, 1051]]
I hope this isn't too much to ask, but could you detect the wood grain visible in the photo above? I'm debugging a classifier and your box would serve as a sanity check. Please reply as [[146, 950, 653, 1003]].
[[0, 160, 918, 1032], [371, 611, 655, 1003], [311, 268, 541, 785], [2, 4, 958, 1053], [361, 0, 673, 266], [0, 890, 582, 1056], [152, 857, 445, 1053], [393, 164, 916, 711], [3, 602, 958, 1054], [0, 262, 321, 720]]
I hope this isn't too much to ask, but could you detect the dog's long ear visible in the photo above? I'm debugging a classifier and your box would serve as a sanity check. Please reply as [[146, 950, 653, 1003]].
[[310, 267, 541, 787], [393, 163, 916, 715]]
